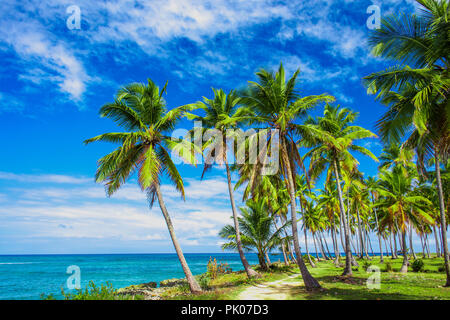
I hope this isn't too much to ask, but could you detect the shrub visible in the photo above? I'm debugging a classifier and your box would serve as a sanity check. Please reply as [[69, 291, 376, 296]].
[[269, 262, 291, 272], [438, 263, 446, 273], [384, 261, 393, 272], [411, 259, 425, 272], [59, 281, 139, 300], [207, 257, 232, 279], [362, 260, 371, 272], [302, 254, 316, 264], [197, 273, 211, 290]]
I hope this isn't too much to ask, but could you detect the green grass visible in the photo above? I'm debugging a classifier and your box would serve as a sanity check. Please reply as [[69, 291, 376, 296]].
[[162, 263, 300, 300], [287, 257, 450, 300], [165, 257, 449, 300], [48, 258, 449, 300]]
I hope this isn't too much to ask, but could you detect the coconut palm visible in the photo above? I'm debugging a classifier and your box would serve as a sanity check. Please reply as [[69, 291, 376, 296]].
[[219, 198, 290, 270], [364, 0, 450, 285], [241, 63, 334, 290], [317, 185, 341, 265], [84, 79, 202, 293], [186, 88, 259, 278], [366, 176, 385, 262], [301, 104, 378, 275], [376, 166, 434, 272]]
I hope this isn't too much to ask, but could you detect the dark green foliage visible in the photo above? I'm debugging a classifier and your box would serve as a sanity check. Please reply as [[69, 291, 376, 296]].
[[412, 259, 425, 272], [60, 281, 141, 300], [385, 261, 394, 272]]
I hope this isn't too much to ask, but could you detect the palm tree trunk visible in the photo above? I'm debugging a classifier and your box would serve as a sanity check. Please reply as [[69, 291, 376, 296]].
[[366, 229, 374, 258], [331, 218, 340, 265], [224, 159, 259, 278], [265, 251, 272, 266], [393, 231, 398, 259], [433, 225, 441, 257], [275, 220, 289, 265], [389, 232, 394, 259], [400, 230, 408, 273], [154, 183, 201, 293], [339, 219, 346, 255], [318, 232, 330, 260], [333, 158, 353, 276], [435, 146, 450, 286], [281, 141, 321, 290], [425, 234, 431, 258], [409, 223, 417, 260], [312, 232, 320, 260], [356, 207, 364, 259], [372, 195, 384, 262], [304, 227, 316, 267], [299, 197, 316, 267]]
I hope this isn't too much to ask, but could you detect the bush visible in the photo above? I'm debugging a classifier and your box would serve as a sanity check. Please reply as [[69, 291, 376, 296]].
[[207, 257, 232, 279], [438, 263, 446, 273], [384, 261, 393, 272], [197, 273, 211, 290], [59, 281, 138, 300], [302, 254, 316, 264], [269, 262, 292, 272], [362, 260, 371, 272], [411, 259, 425, 272]]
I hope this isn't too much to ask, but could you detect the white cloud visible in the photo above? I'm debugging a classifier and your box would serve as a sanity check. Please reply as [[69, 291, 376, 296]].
[[0, 172, 235, 251], [0, 172, 90, 184]]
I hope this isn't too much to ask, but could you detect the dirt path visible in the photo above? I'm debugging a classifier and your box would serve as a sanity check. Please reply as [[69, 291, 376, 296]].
[[238, 274, 302, 300]]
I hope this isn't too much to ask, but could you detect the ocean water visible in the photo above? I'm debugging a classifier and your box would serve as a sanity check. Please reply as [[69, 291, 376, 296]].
[[0, 253, 285, 300]]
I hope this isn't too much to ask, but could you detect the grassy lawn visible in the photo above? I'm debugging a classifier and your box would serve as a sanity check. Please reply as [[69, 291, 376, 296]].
[[164, 257, 450, 300]]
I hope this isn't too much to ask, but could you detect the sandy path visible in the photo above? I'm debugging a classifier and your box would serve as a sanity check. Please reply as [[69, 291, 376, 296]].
[[238, 274, 302, 300]]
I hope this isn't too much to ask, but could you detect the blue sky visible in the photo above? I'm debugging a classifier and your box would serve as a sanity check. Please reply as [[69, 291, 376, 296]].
[[1, 0, 435, 254]]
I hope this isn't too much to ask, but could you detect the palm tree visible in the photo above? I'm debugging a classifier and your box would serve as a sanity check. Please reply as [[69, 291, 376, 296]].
[[241, 63, 334, 290], [364, 0, 450, 285], [301, 104, 378, 276], [186, 88, 259, 278], [366, 176, 385, 262], [219, 199, 290, 270], [376, 166, 434, 272], [317, 185, 342, 266], [84, 79, 202, 293], [296, 175, 317, 267]]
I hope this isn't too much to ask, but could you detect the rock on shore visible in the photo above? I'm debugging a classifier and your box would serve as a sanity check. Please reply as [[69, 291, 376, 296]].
[[118, 278, 186, 300]]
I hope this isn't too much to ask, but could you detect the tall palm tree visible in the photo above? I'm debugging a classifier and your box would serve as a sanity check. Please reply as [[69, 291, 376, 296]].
[[364, 0, 450, 285], [84, 79, 202, 293], [186, 88, 259, 278], [301, 104, 378, 276], [241, 63, 334, 290], [376, 166, 434, 272]]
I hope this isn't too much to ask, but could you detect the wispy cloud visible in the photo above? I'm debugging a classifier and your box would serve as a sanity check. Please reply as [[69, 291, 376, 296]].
[[0, 172, 91, 184]]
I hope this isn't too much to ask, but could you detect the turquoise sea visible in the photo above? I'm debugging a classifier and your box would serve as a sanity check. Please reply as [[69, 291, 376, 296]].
[[0, 253, 285, 300]]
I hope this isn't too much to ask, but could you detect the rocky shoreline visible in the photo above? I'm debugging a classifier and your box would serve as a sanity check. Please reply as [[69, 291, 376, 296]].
[[117, 278, 188, 300]]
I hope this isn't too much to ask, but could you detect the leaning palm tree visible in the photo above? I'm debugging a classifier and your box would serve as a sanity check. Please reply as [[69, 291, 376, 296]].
[[241, 63, 334, 290], [186, 88, 259, 278], [84, 79, 202, 293], [364, 0, 450, 286], [301, 104, 378, 276]]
